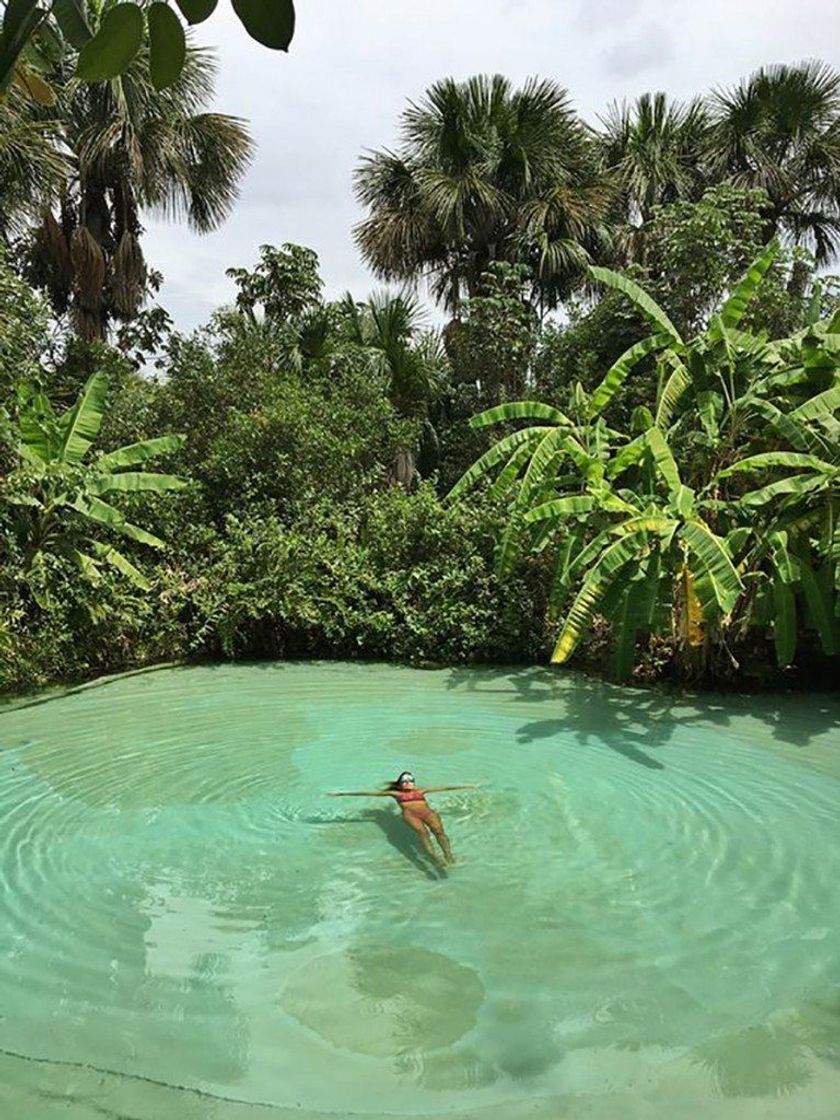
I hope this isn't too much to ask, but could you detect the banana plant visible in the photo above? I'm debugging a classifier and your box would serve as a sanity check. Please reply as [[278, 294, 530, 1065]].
[[524, 425, 742, 675], [449, 396, 740, 677], [591, 240, 840, 472], [8, 369, 185, 606], [714, 415, 840, 666]]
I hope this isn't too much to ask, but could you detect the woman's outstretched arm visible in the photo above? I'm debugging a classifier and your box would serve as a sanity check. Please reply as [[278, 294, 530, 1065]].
[[422, 784, 478, 792], [326, 790, 392, 797]]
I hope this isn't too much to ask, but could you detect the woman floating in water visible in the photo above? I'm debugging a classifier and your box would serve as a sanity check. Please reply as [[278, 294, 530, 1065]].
[[328, 771, 476, 867]]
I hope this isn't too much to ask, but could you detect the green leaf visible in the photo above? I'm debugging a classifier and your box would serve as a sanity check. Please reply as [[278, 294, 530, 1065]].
[[717, 452, 836, 479], [551, 531, 648, 664], [71, 548, 102, 582], [751, 400, 830, 457], [718, 239, 779, 329], [97, 434, 185, 469], [469, 400, 572, 430], [88, 471, 186, 494], [76, 3, 143, 81], [486, 442, 532, 501], [52, 0, 91, 48], [655, 350, 691, 429], [173, 0, 217, 23], [58, 371, 107, 463], [72, 495, 166, 548], [548, 530, 582, 621], [610, 558, 660, 681], [91, 542, 151, 590], [612, 514, 676, 538], [587, 333, 670, 418], [523, 496, 596, 523], [772, 576, 796, 667], [0, 0, 46, 92], [797, 554, 839, 655], [18, 413, 52, 462], [446, 427, 549, 503], [645, 427, 681, 495], [696, 390, 721, 440], [607, 434, 646, 479], [679, 521, 742, 616], [589, 266, 682, 344], [231, 0, 295, 50], [770, 531, 799, 584], [148, 2, 186, 90], [790, 385, 840, 423], [25, 549, 53, 610], [739, 475, 825, 508]]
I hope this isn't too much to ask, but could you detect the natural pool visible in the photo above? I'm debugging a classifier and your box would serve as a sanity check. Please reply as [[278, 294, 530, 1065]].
[[0, 662, 838, 1119]]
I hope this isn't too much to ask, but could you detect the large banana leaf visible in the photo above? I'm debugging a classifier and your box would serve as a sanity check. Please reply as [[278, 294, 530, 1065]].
[[548, 528, 584, 621], [523, 496, 597, 523], [88, 472, 187, 494], [496, 428, 584, 575], [90, 542, 151, 590], [447, 427, 548, 502], [750, 400, 832, 457], [797, 553, 839, 655], [469, 401, 572, 429], [587, 333, 670, 418], [18, 410, 53, 463], [717, 452, 836, 478], [696, 390, 722, 440], [589, 267, 682, 344], [679, 520, 741, 616], [611, 514, 676, 538], [655, 351, 691, 429], [610, 556, 662, 680], [676, 564, 704, 647], [486, 442, 533, 501], [57, 371, 108, 463], [717, 239, 779, 329], [790, 384, 840, 423], [738, 475, 825, 508], [772, 576, 797, 667], [607, 434, 647, 478], [551, 530, 649, 664], [96, 435, 185, 469], [645, 428, 681, 495], [71, 495, 167, 548]]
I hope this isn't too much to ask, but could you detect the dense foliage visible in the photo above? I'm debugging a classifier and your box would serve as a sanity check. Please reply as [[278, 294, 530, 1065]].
[[358, 63, 840, 301], [2, 56, 840, 695], [451, 242, 840, 683]]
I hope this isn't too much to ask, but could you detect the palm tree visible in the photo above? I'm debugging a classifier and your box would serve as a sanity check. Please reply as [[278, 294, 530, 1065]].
[[0, 85, 69, 238], [707, 61, 840, 263], [27, 14, 253, 340], [354, 74, 613, 313], [340, 290, 446, 481], [597, 91, 709, 257]]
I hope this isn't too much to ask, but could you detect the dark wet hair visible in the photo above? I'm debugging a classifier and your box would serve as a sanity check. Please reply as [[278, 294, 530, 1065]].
[[385, 770, 414, 790]]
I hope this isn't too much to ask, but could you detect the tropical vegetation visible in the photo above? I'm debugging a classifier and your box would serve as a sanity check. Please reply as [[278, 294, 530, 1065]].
[[2, 53, 840, 695]]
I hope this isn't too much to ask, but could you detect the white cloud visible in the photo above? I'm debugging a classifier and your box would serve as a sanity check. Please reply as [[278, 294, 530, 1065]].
[[142, 0, 840, 332]]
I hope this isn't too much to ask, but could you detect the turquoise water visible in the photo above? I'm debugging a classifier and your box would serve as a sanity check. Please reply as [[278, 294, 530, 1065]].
[[0, 662, 838, 1119]]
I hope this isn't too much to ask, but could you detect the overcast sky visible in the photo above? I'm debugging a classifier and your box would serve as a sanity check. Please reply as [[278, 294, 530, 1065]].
[[144, 0, 840, 332]]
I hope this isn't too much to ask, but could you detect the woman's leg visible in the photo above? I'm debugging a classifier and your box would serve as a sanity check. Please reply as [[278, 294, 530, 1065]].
[[405, 814, 444, 866], [426, 811, 453, 864]]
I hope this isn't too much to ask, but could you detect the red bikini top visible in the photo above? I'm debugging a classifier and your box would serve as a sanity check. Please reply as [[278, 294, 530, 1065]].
[[395, 789, 426, 803]]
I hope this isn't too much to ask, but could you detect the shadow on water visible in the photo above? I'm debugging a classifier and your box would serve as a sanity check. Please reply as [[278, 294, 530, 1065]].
[[445, 663, 840, 766], [304, 809, 445, 881], [515, 717, 665, 770]]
